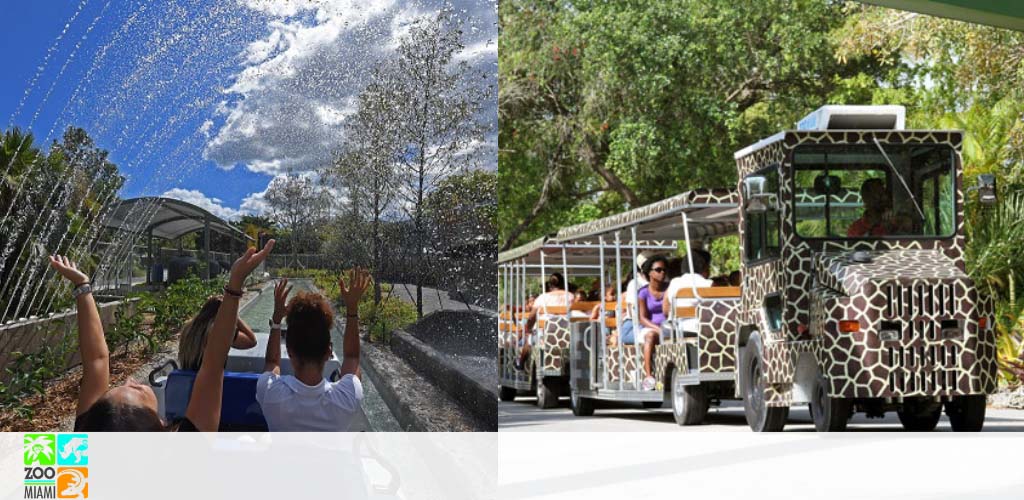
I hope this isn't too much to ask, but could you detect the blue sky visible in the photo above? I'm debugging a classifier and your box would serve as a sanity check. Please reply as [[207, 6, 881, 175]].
[[0, 0, 496, 220]]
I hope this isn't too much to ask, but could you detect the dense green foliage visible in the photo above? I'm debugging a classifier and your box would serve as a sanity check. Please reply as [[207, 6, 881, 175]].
[[0, 127, 124, 319], [499, 0, 892, 249]]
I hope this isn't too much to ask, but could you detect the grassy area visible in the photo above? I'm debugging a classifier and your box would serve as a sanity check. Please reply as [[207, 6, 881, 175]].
[[271, 267, 418, 342]]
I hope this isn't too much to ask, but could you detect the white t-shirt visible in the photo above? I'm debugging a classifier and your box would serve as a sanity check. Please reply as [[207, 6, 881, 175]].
[[256, 372, 363, 431], [622, 276, 648, 320], [534, 291, 573, 318], [665, 274, 714, 333]]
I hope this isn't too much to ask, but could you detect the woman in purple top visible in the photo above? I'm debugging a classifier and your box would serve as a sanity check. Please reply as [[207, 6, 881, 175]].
[[637, 255, 669, 390]]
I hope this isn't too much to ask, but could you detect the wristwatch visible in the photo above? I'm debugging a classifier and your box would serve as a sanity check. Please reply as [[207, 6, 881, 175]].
[[269, 319, 283, 330], [71, 283, 92, 299]]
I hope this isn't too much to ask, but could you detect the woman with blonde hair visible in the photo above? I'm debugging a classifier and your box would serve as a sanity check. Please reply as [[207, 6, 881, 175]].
[[178, 295, 258, 370]]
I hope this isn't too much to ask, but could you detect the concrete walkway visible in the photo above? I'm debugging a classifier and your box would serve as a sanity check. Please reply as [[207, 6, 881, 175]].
[[500, 398, 1024, 432], [387, 283, 495, 316]]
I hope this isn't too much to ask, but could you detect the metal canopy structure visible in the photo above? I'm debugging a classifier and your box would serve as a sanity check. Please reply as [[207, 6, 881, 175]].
[[104, 197, 250, 242], [103, 197, 251, 281], [862, 1, 1024, 32], [554, 189, 740, 244]]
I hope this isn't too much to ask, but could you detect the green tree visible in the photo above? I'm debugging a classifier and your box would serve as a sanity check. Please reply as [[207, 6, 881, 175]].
[[499, 0, 891, 250]]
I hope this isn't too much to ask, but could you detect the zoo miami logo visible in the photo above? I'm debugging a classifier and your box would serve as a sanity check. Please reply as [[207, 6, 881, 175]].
[[22, 434, 89, 499]]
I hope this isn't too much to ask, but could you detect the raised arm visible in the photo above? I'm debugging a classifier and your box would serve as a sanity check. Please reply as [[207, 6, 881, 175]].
[[186, 241, 274, 431], [263, 278, 291, 374], [50, 256, 109, 416], [233, 318, 258, 349], [338, 268, 370, 377]]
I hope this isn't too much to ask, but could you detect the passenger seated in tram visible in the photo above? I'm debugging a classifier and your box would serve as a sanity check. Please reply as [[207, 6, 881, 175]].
[[618, 252, 652, 354], [178, 296, 258, 370], [51, 241, 277, 431], [636, 255, 670, 391], [589, 286, 617, 320], [573, 287, 588, 304], [662, 249, 713, 336], [256, 271, 369, 431], [518, 272, 574, 370], [847, 177, 897, 237], [729, 270, 741, 287]]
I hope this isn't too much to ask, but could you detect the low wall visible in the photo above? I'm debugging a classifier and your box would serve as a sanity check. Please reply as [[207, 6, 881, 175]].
[[0, 299, 137, 384], [390, 328, 497, 429]]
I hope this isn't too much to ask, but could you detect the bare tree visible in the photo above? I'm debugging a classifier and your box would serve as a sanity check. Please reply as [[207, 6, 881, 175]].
[[324, 64, 403, 304], [264, 174, 331, 268], [394, 9, 487, 318]]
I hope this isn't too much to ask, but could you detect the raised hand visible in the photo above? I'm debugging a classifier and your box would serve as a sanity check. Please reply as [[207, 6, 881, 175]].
[[273, 277, 292, 324], [339, 268, 371, 311], [228, 239, 275, 289], [49, 255, 89, 287]]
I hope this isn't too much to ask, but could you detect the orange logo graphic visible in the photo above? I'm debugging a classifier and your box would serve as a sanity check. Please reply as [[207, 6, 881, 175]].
[[56, 467, 88, 499]]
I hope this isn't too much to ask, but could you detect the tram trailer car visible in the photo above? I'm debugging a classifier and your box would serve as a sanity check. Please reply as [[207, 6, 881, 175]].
[[734, 105, 998, 432]]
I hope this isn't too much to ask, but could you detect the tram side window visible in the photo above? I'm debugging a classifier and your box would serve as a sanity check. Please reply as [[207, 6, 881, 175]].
[[744, 167, 780, 262]]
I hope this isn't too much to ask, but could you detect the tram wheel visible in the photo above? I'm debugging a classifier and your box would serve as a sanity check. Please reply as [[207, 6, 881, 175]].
[[671, 367, 708, 426], [741, 333, 788, 432], [945, 395, 986, 432], [570, 388, 594, 416], [499, 385, 518, 402], [809, 372, 852, 432], [536, 378, 559, 409], [897, 398, 941, 431]]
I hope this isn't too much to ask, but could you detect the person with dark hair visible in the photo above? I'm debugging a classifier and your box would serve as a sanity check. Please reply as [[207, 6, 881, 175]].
[[257, 271, 369, 431], [52, 241, 277, 432], [848, 178, 892, 237], [637, 255, 669, 390], [518, 272, 574, 369], [178, 295, 258, 371], [729, 270, 742, 287]]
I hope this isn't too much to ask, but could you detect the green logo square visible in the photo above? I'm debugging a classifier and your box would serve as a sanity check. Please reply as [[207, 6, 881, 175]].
[[24, 434, 56, 466]]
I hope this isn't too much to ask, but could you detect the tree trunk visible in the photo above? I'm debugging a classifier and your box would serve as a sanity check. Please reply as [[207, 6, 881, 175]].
[[415, 150, 425, 320]]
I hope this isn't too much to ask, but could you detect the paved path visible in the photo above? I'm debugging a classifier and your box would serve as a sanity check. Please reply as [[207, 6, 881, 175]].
[[388, 283, 495, 316], [500, 398, 1024, 432]]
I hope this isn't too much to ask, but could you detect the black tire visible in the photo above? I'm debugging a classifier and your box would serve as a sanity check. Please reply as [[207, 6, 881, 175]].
[[499, 385, 518, 402], [671, 367, 709, 426], [809, 372, 852, 432], [570, 388, 594, 416], [897, 398, 941, 431], [741, 333, 789, 432], [537, 378, 559, 409], [945, 395, 986, 432]]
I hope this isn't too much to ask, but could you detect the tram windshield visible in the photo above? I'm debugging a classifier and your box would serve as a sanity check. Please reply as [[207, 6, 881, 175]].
[[792, 143, 955, 239]]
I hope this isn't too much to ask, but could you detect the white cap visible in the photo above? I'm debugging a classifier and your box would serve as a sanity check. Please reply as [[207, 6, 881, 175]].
[[636, 250, 656, 270]]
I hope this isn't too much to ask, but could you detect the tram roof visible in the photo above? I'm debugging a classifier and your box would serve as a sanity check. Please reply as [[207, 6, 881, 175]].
[[554, 189, 740, 243], [497, 237, 675, 268]]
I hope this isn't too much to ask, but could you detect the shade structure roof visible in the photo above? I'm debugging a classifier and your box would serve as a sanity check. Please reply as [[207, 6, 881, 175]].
[[553, 189, 740, 244], [103, 197, 251, 242], [861, 1, 1024, 32], [498, 189, 739, 270]]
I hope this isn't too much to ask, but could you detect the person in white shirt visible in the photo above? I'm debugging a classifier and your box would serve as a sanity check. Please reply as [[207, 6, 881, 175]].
[[256, 270, 370, 432], [663, 249, 714, 335], [518, 272, 574, 369]]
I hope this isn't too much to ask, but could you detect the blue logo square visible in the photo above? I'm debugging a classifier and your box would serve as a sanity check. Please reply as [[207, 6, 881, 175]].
[[56, 434, 88, 466]]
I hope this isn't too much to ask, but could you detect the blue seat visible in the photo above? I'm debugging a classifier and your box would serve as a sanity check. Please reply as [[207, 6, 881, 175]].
[[164, 370, 268, 431]]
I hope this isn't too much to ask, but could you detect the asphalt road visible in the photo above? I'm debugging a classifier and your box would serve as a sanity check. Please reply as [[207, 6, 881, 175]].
[[499, 397, 1024, 432]]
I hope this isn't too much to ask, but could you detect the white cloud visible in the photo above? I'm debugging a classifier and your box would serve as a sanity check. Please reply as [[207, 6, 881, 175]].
[[204, 0, 497, 176], [162, 188, 244, 220]]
